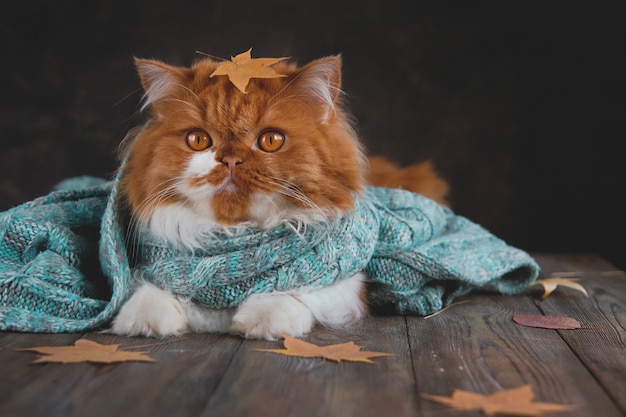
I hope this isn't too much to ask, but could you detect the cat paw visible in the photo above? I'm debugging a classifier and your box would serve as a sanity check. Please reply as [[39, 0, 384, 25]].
[[110, 283, 189, 337], [231, 293, 315, 340]]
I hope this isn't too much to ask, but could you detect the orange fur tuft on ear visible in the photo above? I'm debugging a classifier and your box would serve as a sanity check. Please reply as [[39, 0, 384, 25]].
[[367, 156, 449, 205]]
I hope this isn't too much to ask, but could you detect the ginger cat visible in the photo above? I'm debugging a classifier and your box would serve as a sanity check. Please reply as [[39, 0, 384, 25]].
[[111, 54, 448, 339]]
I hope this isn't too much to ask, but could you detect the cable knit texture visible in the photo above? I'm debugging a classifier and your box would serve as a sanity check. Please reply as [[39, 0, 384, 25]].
[[0, 172, 540, 332]]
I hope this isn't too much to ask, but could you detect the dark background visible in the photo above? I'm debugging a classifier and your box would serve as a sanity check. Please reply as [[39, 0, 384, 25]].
[[1, 1, 624, 269]]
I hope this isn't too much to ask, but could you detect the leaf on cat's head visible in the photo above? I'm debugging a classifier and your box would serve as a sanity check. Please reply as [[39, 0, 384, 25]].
[[210, 48, 289, 94]]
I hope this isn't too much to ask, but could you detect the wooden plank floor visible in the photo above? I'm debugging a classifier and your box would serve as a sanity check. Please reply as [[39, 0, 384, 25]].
[[1, 253, 624, 417]]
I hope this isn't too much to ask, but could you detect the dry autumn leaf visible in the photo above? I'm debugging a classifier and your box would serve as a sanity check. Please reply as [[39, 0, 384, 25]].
[[422, 385, 576, 416], [531, 277, 588, 299], [210, 48, 289, 93], [17, 339, 155, 364], [513, 314, 582, 330], [256, 335, 397, 364], [424, 300, 471, 319]]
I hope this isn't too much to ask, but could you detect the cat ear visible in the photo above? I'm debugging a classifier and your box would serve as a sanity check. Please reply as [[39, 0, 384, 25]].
[[135, 58, 185, 112], [293, 55, 343, 120]]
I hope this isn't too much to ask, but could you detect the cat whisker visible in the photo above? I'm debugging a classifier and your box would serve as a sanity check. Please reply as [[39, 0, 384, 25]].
[[127, 190, 169, 244], [267, 70, 344, 119], [194, 50, 228, 61], [145, 185, 180, 214], [251, 188, 307, 237], [265, 177, 327, 219], [277, 188, 314, 208], [113, 87, 144, 108], [133, 177, 184, 213], [267, 71, 305, 104], [158, 98, 200, 112], [126, 176, 187, 247], [173, 83, 207, 111], [266, 96, 313, 108], [126, 184, 182, 258]]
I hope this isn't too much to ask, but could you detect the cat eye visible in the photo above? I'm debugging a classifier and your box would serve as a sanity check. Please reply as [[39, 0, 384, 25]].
[[186, 129, 212, 151], [257, 131, 286, 153]]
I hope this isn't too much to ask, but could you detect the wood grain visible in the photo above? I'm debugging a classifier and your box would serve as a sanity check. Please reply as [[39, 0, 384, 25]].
[[0, 254, 624, 417], [532, 254, 626, 412], [408, 292, 623, 415], [203, 316, 416, 417], [0, 333, 242, 417]]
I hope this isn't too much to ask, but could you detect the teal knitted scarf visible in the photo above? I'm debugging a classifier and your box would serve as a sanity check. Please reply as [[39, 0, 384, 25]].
[[0, 173, 540, 333]]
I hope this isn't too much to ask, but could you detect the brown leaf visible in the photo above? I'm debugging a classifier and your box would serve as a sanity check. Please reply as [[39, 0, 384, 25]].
[[512, 314, 582, 330], [17, 339, 156, 364], [422, 385, 576, 416], [210, 48, 289, 93], [531, 277, 588, 299], [256, 335, 397, 364], [423, 300, 470, 319]]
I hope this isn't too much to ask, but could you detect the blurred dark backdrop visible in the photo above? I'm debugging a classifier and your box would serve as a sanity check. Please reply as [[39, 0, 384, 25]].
[[1, 1, 624, 269]]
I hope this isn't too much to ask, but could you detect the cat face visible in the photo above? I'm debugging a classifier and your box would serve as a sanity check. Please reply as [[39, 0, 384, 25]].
[[120, 55, 365, 244]]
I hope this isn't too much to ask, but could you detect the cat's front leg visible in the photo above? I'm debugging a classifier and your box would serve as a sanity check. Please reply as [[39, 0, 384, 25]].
[[231, 273, 367, 340], [111, 282, 235, 337], [111, 283, 190, 337], [230, 293, 316, 340]]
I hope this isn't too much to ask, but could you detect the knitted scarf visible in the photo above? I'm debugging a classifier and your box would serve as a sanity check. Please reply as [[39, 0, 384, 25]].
[[0, 174, 539, 333]]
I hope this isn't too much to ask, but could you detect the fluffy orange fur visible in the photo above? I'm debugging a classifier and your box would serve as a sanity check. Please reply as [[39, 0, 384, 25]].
[[120, 54, 448, 228], [367, 156, 449, 205], [111, 54, 450, 340], [121, 56, 364, 225]]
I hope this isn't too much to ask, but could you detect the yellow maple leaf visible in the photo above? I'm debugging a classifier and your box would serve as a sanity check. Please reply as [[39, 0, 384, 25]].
[[256, 335, 397, 364], [531, 277, 588, 299], [422, 385, 576, 416], [17, 339, 155, 364], [210, 48, 288, 94]]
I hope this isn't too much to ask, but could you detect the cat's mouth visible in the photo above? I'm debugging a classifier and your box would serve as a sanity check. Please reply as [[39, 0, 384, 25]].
[[214, 175, 247, 195], [217, 180, 239, 193]]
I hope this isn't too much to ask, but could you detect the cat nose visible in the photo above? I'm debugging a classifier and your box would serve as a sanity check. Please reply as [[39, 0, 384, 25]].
[[221, 156, 243, 172]]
